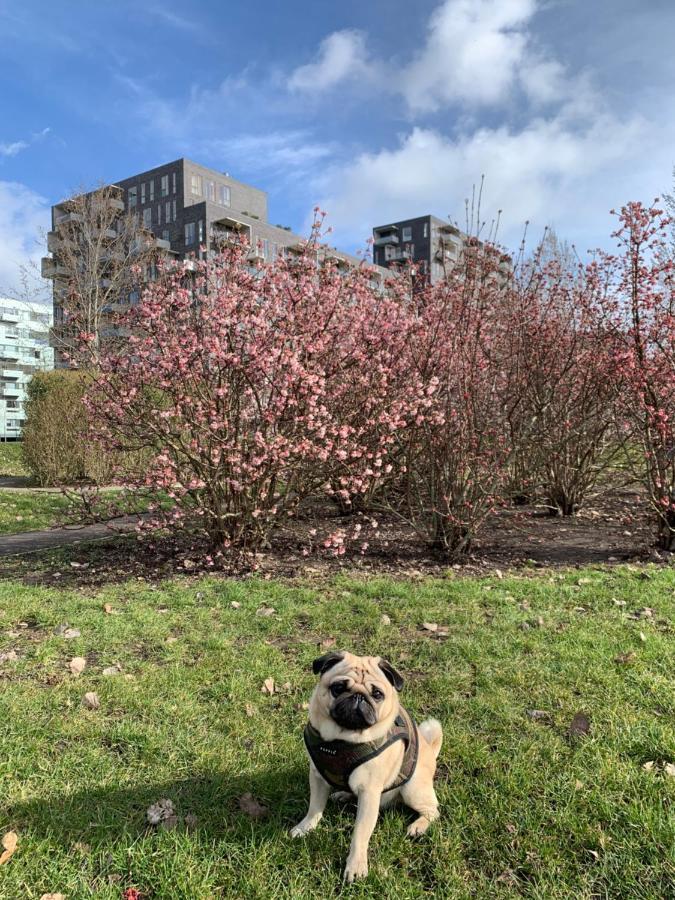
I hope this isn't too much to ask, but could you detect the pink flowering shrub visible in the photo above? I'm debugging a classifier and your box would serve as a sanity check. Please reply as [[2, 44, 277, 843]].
[[85, 234, 422, 553], [397, 242, 523, 557], [598, 202, 675, 548]]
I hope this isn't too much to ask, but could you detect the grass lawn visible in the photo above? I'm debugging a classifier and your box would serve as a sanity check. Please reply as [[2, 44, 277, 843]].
[[0, 443, 28, 478], [0, 566, 673, 898], [0, 490, 75, 534]]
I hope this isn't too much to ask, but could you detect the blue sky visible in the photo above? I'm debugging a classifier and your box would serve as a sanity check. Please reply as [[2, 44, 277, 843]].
[[2, 0, 675, 293]]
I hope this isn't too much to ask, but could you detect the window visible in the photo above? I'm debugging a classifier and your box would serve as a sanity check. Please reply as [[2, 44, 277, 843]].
[[172, 199, 176, 222], [185, 222, 196, 244], [161, 175, 169, 197], [128, 186, 137, 208], [190, 174, 202, 196], [162, 229, 170, 242], [172, 172, 176, 194], [207, 180, 216, 202], [141, 182, 146, 204], [261, 238, 269, 260], [198, 220, 204, 243], [165, 200, 172, 223], [142, 207, 152, 228], [271, 243, 278, 262], [219, 185, 231, 206], [157, 204, 162, 225], [402, 226, 412, 242], [423, 222, 428, 238], [149, 179, 155, 202]]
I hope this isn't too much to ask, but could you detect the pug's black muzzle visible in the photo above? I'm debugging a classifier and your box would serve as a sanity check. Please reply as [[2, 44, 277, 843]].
[[330, 692, 377, 730]]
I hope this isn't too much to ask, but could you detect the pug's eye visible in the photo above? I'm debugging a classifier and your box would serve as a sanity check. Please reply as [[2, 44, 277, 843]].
[[330, 682, 348, 697], [371, 688, 384, 701]]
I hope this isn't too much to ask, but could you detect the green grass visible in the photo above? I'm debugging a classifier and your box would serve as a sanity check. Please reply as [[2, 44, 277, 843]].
[[0, 567, 673, 898], [0, 490, 74, 534], [0, 443, 28, 477]]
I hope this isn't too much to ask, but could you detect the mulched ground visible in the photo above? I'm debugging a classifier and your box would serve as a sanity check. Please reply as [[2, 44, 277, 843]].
[[0, 486, 666, 590]]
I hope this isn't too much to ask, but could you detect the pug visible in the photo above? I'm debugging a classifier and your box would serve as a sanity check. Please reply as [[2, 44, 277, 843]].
[[291, 651, 442, 882]]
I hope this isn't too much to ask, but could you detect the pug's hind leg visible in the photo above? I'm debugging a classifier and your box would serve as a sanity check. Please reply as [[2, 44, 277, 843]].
[[401, 781, 439, 838], [291, 763, 330, 837], [330, 790, 353, 804]]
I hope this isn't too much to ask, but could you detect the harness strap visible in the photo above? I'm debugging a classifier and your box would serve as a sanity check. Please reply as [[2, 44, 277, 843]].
[[304, 706, 419, 793]]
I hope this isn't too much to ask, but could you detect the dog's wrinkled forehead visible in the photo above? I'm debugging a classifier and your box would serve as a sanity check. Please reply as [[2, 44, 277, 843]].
[[316, 652, 385, 684]]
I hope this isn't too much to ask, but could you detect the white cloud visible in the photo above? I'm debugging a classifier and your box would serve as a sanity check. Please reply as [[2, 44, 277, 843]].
[[314, 112, 656, 253], [0, 141, 29, 158], [288, 30, 376, 92], [203, 131, 333, 180], [0, 181, 51, 299], [403, 0, 537, 110], [0, 127, 51, 159]]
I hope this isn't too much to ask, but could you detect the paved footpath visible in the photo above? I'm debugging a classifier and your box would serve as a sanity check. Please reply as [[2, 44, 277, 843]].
[[0, 516, 139, 557]]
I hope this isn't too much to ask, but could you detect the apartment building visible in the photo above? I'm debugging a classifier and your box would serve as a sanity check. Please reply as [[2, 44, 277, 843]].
[[0, 298, 53, 440], [42, 159, 389, 361], [372, 214, 469, 284]]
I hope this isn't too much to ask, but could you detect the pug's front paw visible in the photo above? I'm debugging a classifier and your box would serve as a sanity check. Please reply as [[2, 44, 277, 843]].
[[343, 852, 369, 882], [290, 815, 321, 838]]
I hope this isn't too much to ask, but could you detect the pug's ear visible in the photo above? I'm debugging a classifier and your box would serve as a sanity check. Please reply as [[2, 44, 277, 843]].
[[312, 652, 344, 676], [378, 659, 404, 692]]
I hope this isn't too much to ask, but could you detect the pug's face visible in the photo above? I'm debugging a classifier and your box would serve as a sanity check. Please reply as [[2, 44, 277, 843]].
[[310, 651, 404, 732]]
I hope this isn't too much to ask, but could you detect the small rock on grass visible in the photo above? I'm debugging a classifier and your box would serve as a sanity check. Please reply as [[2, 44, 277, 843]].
[[568, 712, 591, 738]]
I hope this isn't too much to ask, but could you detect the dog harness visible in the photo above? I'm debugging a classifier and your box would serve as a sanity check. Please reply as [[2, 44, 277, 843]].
[[303, 706, 419, 793]]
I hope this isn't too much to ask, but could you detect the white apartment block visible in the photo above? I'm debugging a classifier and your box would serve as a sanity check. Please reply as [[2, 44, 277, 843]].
[[0, 298, 54, 440]]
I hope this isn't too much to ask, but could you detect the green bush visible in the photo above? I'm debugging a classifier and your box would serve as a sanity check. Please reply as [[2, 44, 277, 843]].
[[22, 370, 111, 486]]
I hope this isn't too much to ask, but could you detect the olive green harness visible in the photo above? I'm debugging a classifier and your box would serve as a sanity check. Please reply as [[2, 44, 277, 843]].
[[303, 706, 419, 793]]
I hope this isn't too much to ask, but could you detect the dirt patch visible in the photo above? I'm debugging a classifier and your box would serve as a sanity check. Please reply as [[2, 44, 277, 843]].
[[0, 487, 665, 589]]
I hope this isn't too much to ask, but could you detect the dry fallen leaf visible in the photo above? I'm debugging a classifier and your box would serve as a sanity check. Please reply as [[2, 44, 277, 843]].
[[320, 637, 337, 649], [0, 831, 18, 865], [527, 709, 552, 724], [69, 656, 87, 676], [614, 651, 636, 665], [63, 628, 81, 640], [146, 798, 175, 825], [245, 703, 256, 717], [421, 622, 438, 633], [642, 760, 656, 772], [665, 763, 675, 778], [237, 793, 269, 819], [255, 605, 276, 617], [102, 665, 122, 676], [261, 677, 275, 695], [380, 615, 391, 626], [184, 813, 199, 831], [82, 691, 100, 710], [39, 894, 65, 900], [0, 650, 18, 663], [103, 603, 114, 615], [574, 779, 584, 790], [568, 712, 591, 738], [230, 601, 241, 609], [165, 636, 178, 644]]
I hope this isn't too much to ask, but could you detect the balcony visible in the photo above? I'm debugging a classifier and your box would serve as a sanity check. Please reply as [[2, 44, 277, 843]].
[[41, 258, 68, 279], [211, 216, 252, 247], [373, 227, 399, 247], [2, 369, 22, 380], [54, 211, 83, 227], [0, 310, 20, 324]]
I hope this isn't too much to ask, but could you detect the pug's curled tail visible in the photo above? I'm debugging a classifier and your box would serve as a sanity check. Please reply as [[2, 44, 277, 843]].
[[419, 718, 443, 759]]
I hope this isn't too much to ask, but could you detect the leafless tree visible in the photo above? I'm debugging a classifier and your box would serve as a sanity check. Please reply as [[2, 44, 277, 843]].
[[43, 183, 167, 365]]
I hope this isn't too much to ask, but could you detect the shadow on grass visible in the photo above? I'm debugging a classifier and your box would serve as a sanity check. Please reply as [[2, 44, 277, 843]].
[[4, 765, 361, 847]]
